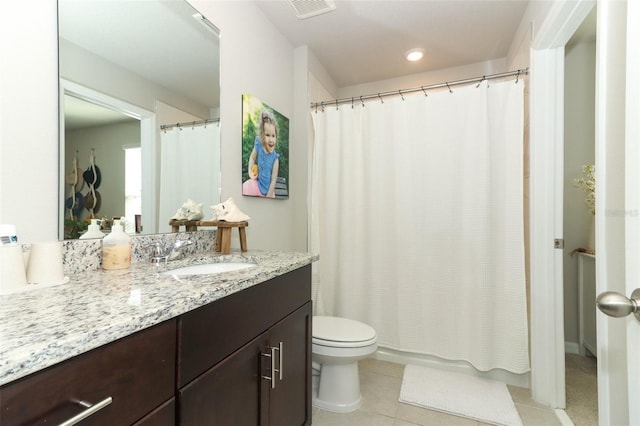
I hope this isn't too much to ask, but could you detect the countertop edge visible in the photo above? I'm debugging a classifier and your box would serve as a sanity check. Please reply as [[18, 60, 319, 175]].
[[0, 251, 318, 386]]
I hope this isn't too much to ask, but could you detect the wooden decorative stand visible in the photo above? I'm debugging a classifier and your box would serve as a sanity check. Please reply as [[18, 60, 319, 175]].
[[168, 220, 248, 254], [169, 219, 199, 232], [198, 221, 248, 254]]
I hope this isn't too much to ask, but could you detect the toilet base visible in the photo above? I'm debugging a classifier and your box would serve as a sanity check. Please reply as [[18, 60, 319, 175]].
[[312, 362, 362, 413]]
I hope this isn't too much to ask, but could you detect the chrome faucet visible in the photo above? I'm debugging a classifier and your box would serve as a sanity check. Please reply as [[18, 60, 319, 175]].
[[149, 239, 193, 264]]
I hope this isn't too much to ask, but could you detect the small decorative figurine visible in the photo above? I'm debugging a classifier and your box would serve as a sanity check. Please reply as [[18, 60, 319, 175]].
[[171, 198, 204, 221], [210, 198, 250, 222]]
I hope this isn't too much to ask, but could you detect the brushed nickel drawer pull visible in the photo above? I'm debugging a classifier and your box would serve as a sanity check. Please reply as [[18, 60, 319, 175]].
[[58, 396, 112, 426], [278, 342, 283, 381], [270, 345, 281, 383], [261, 351, 276, 389]]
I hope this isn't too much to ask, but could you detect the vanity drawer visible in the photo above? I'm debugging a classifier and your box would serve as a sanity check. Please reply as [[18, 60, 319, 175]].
[[0, 319, 177, 426], [178, 264, 311, 387]]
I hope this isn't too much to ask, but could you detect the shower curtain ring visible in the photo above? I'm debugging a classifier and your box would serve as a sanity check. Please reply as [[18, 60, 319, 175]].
[[320, 101, 325, 112], [515, 70, 520, 84], [351, 97, 354, 109], [446, 82, 453, 94], [399, 90, 404, 101], [378, 93, 384, 104], [360, 96, 365, 107], [476, 76, 486, 88], [421, 86, 428, 97], [335, 100, 339, 110]]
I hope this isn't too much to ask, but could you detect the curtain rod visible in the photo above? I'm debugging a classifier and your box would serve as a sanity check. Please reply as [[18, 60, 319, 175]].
[[160, 117, 220, 131], [310, 68, 528, 109]]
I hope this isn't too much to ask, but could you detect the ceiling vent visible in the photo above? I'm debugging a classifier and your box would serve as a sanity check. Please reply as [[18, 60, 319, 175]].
[[287, 0, 336, 19]]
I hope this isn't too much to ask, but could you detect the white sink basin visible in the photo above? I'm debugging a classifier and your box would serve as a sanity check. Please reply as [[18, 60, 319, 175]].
[[163, 262, 256, 276]]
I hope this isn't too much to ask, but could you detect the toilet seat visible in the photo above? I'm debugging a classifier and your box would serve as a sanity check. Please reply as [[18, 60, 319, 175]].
[[313, 335, 378, 348], [312, 316, 377, 348]]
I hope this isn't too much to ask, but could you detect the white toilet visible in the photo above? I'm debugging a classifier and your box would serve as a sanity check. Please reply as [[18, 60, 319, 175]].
[[312, 316, 378, 413]]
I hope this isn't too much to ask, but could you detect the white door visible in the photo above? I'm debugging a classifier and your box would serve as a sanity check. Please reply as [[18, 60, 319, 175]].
[[594, 1, 640, 425]]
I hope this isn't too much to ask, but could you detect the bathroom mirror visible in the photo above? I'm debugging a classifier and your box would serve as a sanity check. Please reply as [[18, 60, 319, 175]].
[[58, 0, 220, 239]]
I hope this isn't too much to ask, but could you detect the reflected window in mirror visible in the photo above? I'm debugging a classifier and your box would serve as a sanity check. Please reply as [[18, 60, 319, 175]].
[[124, 146, 142, 233]]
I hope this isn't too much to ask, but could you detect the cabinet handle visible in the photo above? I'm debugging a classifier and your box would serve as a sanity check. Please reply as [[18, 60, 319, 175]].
[[261, 349, 277, 389], [277, 341, 283, 381], [57, 396, 112, 426], [261, 343, 283, 388]]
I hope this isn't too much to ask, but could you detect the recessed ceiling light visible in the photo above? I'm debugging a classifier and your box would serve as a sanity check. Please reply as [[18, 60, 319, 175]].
[[405, 48, 425, 62]]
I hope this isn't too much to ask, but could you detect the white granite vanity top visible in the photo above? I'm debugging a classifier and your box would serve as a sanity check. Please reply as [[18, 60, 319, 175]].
[[0, 250, 318, 386]]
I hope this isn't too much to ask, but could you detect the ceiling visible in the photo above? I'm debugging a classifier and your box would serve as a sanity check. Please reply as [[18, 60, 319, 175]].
[[254, 0, 531, 88], [58, 1, 594, 129]]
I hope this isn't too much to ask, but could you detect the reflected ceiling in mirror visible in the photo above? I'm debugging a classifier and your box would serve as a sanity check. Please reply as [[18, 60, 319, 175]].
[[58, 0, 221, 239]]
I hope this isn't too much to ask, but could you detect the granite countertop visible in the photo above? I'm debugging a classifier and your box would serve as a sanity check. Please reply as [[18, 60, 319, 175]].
[[0, 250, 318, 386]]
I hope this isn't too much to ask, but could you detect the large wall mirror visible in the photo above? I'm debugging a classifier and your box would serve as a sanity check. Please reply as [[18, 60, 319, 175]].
[[58, 0, 221, 239]]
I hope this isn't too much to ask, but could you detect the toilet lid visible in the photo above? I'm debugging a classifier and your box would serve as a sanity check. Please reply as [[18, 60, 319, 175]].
[[313, 316, 376, 343]]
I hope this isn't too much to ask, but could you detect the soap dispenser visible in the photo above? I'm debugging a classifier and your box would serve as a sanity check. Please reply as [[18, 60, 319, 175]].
[[79, 219, 105, 240], [102, 219, 131, 270]]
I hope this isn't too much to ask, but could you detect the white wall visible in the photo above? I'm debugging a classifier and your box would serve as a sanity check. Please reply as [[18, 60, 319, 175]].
[[337, 58, 507, 100], [60, 39, 211, 118], [0, 0, 58, 243], [0, 0, 306, 252], [187, 1, 305, 252], [563, 38, 596, 349], [308, 49, 338, 103]]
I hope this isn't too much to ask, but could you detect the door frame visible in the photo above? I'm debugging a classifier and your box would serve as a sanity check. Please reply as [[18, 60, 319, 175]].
[[58, 79, 156, 237], [528, 0, 595, 409]]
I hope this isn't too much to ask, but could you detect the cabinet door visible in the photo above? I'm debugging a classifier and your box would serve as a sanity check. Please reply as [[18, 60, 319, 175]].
[[179, 331, 271, 426], [0, 320, 176, 426], [178, 265, 312, 388], [133, 398, 175, 426], [269, 302, 312, 426]]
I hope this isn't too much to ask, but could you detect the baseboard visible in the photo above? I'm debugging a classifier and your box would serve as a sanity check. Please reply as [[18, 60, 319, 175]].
[[372, 346, 530, 388], [564, 342, 580, 355]]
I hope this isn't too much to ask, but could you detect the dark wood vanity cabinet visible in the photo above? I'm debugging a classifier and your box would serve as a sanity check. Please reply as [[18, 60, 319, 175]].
[[179, 302, 312, 426], [266, 303, 312, 426], [0, 319, 177, 426], [178, 265, 312, 426], [0, 264, 312, 426]]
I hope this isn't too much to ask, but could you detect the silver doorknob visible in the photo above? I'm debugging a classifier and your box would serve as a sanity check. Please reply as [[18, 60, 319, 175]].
[[596, 289, 640, 321]]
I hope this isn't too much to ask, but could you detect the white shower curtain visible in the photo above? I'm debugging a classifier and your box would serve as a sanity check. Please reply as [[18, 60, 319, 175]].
[[310, 80, 529, 374], [158, 124, 220, 233]]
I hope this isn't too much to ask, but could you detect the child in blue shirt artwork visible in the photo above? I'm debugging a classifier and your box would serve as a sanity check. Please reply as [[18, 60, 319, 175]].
[[243, 109, 280, 198]]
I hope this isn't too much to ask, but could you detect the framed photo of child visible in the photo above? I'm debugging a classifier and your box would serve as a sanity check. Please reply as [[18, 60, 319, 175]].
[[241, 94, 289, 199]]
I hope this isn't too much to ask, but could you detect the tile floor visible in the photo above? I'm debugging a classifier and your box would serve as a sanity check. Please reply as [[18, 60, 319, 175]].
[[564, 353, 598, 426], [311, 359, 563, 426]]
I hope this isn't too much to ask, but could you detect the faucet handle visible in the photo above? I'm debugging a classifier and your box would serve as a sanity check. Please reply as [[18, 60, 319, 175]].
[[146, 242, 164, 256], [168, 239, 193, 261]]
